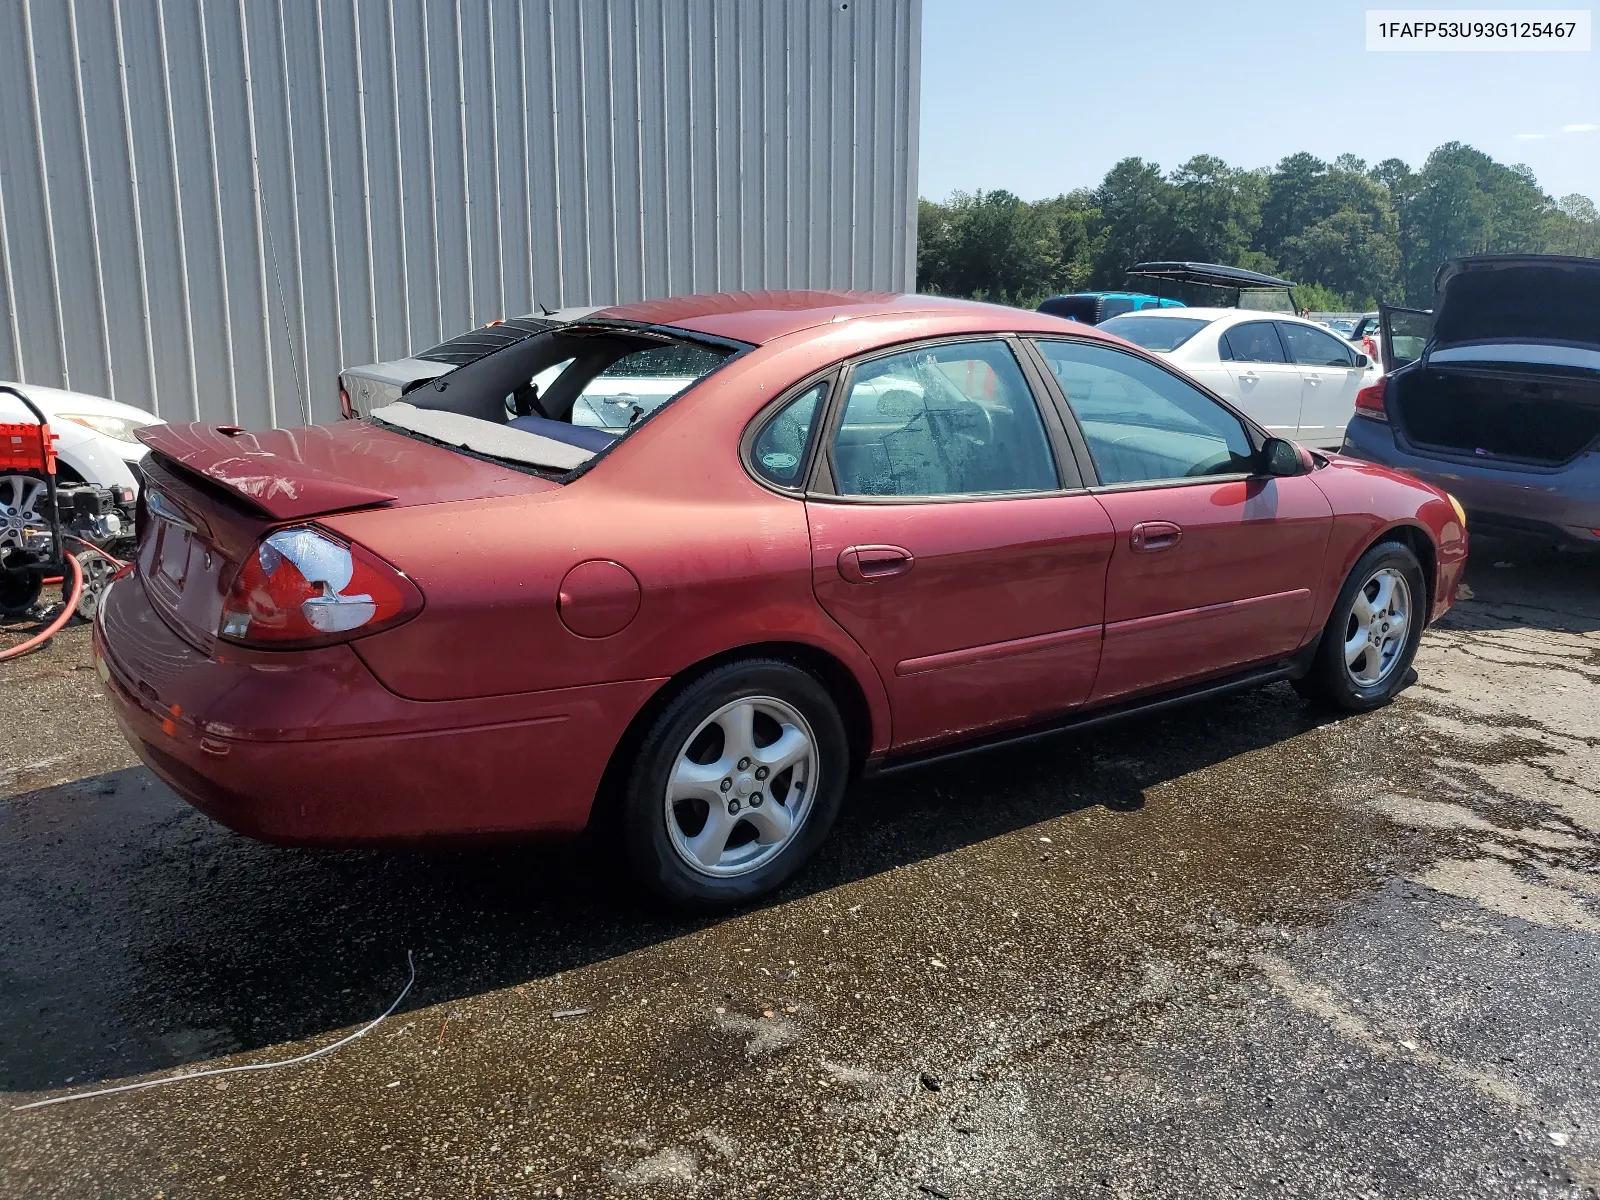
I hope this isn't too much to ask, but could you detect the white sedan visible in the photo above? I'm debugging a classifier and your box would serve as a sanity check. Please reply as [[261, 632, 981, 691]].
[[1095, 308, 1381, 449], [1, 382, 159, 491]]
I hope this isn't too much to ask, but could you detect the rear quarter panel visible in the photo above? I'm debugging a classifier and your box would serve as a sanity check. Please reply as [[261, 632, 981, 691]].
[[1308, 455, 1468, 627]]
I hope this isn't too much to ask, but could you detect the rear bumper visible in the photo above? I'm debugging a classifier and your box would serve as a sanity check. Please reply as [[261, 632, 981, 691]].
[[1341, 415, 1600, 546], [93, 573, 665, 845]]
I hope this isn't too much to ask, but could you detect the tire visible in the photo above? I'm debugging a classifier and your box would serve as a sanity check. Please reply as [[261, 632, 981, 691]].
[[1293, 540, 1427, 712], [621, 658, 849, 907]]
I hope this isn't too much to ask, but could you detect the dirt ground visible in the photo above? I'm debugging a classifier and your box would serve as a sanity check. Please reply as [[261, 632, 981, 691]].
[[2, 535, 1598, 1199]]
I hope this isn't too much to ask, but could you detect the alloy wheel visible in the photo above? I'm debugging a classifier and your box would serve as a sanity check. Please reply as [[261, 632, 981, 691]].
[[0, 475, 47, 552], [1344, 566, 1411, 687], [663, 695, 819, 878]]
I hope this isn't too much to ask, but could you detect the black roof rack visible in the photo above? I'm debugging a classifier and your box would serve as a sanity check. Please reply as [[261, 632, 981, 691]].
[[1128, 262, 1298, 290]]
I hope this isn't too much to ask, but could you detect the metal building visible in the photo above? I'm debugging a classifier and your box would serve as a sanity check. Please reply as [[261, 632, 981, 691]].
[[0, 0, 921, 427]]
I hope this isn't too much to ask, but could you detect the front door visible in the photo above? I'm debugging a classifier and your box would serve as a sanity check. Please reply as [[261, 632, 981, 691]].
[[1380, 305, 1434, 371], [1028, 336, 1334, 703], [1277, 319, 1367, 448], [1217, 319, 1303, 439], [805, 338, 1116, 751]]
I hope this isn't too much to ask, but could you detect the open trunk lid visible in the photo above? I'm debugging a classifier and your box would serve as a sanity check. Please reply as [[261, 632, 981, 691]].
[[132, 420, 559, 651], [1428, 255, 1600, 361]]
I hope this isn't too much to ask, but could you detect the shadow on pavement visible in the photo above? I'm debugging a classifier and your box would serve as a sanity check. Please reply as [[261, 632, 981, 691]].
[[0, 679, 1339, 1095]]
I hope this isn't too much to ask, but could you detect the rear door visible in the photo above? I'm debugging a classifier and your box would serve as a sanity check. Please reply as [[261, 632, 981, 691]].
[[804, 338, 1116, 751], [1028, 337, 1333, 703], [1217, 320, 1303, 438], [1380, 305, 1433, 370], [1277, 320, 1366, 448]]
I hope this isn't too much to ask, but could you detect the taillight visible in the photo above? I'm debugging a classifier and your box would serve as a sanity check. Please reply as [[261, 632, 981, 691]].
[[219, 527, 421, 648], [339, 379, 353, 419], [1354, 377, 1387, 420]]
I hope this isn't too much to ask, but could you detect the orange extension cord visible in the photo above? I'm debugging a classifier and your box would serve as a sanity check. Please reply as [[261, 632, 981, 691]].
[[0, 535, 127, 663]]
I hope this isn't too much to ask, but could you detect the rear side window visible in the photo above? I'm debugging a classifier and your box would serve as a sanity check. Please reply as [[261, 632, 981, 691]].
[[1279, 321, 1357, 367], [830, 340, 1058, 498], [751, 383, 826, 488], [1219, 321, 1287, 363]]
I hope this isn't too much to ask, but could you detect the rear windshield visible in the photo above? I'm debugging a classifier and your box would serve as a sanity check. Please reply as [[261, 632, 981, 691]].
[[1097, 315, 1212, 352], [368, 326, 740, 474]]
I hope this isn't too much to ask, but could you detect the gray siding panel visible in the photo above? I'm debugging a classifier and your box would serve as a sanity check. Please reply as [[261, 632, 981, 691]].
[[3, 0, 919, 427]]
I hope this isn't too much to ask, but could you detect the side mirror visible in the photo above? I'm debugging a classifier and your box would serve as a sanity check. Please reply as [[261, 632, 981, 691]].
[[1260, 436, 1304, 477], [1354, 352, 1370, 368]]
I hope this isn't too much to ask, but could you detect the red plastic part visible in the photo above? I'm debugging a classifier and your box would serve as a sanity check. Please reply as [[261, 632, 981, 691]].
[[0, 422, 57, 474]]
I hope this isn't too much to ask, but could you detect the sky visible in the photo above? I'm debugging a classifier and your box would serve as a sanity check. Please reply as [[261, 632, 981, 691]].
[[918, 0, 1600, 203]]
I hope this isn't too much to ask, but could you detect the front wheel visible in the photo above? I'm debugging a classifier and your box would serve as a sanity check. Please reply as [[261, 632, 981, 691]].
[[1293, 541, 1427, 711], [621, 659, 849, 907]]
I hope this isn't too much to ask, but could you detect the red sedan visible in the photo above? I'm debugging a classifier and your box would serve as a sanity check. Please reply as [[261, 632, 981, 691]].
[[96, 291, 1467, 905]]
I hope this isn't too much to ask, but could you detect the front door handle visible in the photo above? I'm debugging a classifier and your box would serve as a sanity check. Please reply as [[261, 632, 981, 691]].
[[837, 544, 915, 583], [1130, 521, 1182, 553], [1238, 370, 1259, 382]]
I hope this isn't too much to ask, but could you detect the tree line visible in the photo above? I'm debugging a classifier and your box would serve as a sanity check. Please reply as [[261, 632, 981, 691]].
[[917, 142, 1600, 312]]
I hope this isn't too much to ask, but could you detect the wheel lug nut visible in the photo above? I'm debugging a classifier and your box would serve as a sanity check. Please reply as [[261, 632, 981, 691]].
[[737, 757, 751, 770], [720, 778, 732, 792], [750, 793, 763, 807], [755, 766, 769, 780], [727, 799, 740, 815]]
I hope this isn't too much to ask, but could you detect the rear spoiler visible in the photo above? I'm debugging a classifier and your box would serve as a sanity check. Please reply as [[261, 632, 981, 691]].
[[136, 422, 396, 521]]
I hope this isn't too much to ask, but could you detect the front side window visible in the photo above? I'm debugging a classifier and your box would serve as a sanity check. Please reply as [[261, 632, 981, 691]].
[[1279, 321, 1357, 367], [750, 382, 825, 488], [1032, 340, 1256, 485], [830, 340, 1058, 498], [1218, 321, 1287, 364]]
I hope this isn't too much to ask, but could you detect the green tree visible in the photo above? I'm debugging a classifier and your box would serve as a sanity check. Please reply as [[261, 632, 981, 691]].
[[915, 190, 1062, 306], [1089, 158, 1176, 287], [1398, 142, 1554, 301], [1167, 155, 1266, 266], [915, 142, 1591, 312]]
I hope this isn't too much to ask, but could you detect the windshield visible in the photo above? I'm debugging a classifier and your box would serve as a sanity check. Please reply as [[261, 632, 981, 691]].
[[1097, 315, 1212, 352], [370, 326, 741, 472]]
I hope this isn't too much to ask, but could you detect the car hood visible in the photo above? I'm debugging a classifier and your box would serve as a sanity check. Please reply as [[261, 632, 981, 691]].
[[0, 381, 160, 423], [1431, 256, 1600, 354]]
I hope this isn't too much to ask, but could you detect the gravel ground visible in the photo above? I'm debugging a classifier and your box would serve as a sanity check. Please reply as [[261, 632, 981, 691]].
[[1, 536, 1597, 1199]]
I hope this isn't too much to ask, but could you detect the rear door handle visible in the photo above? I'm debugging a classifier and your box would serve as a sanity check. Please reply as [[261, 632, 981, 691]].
[[1129, 521, 1182, 553], [837, 544, 915, 583]]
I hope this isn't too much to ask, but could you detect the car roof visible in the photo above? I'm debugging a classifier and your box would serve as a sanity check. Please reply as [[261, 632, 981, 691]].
[[1104, 307, 1326, 327], [585, 290, 1096, 346]]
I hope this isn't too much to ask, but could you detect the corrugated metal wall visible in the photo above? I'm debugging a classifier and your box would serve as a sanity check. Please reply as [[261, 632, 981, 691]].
[[0, 0, 921, 426]]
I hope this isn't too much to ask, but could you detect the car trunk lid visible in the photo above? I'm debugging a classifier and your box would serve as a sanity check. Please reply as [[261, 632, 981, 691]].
[[1430, 256, 1600, 355], [133, 420, 559, 651]]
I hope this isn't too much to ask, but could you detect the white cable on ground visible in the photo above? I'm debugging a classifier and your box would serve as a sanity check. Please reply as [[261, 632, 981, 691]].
[[12, 951, 416, 1112]]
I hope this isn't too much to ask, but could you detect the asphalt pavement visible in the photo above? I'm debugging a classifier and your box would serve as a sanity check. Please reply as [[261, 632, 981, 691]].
[[1, 536, 1597, 1199]]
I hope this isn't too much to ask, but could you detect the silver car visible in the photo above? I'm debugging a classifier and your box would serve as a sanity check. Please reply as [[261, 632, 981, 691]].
[[1341, 255, 1600, 548], [337, 309, 600, 417]]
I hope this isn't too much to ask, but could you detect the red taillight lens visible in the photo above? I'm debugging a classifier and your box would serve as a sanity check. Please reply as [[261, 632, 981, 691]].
[[219, 527, 421, 647], [339, 379, 353, 419], [1354, 377, 1388, 420]]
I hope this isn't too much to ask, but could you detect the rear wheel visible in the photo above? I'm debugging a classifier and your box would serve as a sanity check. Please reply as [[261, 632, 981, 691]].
[[621, 659, 849, 907], [1294, 541, 1426, 711]]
